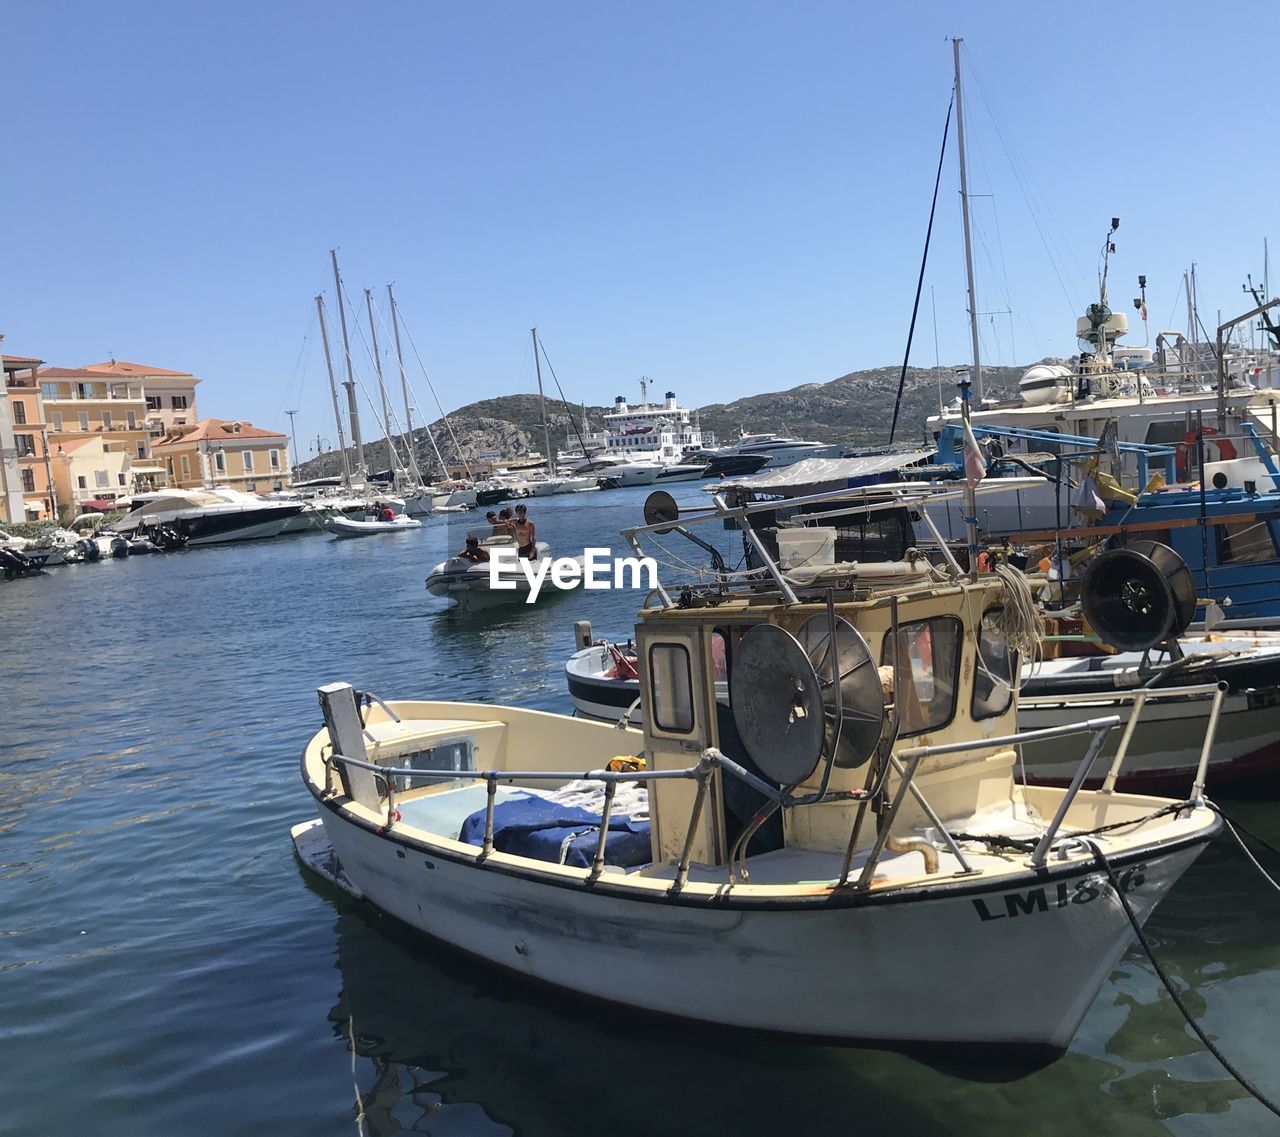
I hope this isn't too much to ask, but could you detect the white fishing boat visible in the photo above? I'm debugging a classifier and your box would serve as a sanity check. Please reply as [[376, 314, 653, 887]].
[[296, 485, 1220, 1052], [323, 513, 422, 539]]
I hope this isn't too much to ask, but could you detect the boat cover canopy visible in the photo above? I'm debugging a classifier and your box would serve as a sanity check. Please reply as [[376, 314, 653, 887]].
[[715, 450, 933, 495]]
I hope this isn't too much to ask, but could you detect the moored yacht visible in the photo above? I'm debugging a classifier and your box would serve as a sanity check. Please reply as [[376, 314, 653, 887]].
[[114, 489, 304, 545]]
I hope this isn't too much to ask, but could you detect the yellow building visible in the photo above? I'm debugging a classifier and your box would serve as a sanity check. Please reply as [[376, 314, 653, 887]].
[[51, 435, 133, 513], [3, 353, 58, 520], [83, 359, 201, 440], [40, 367, 155, 491], [153, 418, 290, 492]]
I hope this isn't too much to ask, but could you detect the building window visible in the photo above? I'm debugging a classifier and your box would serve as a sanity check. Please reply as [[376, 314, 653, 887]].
[[51, 412, 63, 431], [171, 395, 188, 410], [78, 412, 89, 431], [102, 411, 113, 429], [180, 455, 191, 478], [117, 473, 126, 487], [41, 382, 59, 400], [166, 457, 174, 476], [145, 395, 161, 410], [174, 417, 186, 426], [242, 450, 254, 472], [12, 401, 26, 425], [126, 411, 137, 430], [269, 449, 280, 469], [94, 470, 109, 488], [77, 475, 87, 490], [21, 469, 35, 492], [76, 382, 94, 399], [14, 434, 34, 457], [214, 450, 226, 473], [137, 441, 147, 459]]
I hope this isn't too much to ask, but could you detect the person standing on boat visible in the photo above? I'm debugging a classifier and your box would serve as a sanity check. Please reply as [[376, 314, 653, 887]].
[[487, 510, 512, 537], [512, 504, 537, 560]]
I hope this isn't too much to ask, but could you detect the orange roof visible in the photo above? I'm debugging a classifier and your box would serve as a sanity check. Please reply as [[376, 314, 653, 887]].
[[3, 354, 45, 367], [38, 366, 115, 379], [53, 436, 100, 454], [152, 417, 286, 448], [85, 360, 197, 379]]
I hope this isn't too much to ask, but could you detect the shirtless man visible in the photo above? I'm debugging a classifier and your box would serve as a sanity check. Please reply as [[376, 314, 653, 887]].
[[456, 536, 490, 563], [511, 504, 537, 560]]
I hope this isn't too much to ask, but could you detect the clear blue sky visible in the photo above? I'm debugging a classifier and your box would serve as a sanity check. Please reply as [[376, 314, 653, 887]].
[[4, 0, 1276, 453]]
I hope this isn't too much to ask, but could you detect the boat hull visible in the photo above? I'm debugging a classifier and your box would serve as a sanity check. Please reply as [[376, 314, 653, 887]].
[[324, 517, 423, 538], [308, 804, 1209, 1049]]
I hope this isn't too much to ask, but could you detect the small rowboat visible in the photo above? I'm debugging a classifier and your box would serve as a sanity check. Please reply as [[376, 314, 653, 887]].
[[324, 515, 422, 539]]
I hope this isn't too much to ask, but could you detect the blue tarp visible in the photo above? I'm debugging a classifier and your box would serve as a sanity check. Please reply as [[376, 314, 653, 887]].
[[459, 793, 652, 869]]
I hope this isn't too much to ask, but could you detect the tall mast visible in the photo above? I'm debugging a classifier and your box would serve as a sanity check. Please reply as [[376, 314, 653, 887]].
[[531, 327, 553, 475], [331, 249, 366, 480], [315, 294, 352, 487], [364, 287, 399, 480], [952, 37, 983, 403], [387, 284, 426, 483]]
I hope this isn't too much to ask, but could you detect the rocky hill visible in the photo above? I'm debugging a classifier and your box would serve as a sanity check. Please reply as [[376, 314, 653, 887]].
[[293, 363, 1028, 481]]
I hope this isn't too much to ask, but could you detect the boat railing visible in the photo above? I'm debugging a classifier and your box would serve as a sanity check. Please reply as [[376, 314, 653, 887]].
[[323, 713, 1133, 894], [1018, 681, 1226, 800]]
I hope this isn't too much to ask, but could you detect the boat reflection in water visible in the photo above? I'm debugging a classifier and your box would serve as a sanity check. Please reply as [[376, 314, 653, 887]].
[[321, 840, 1276, 1137]]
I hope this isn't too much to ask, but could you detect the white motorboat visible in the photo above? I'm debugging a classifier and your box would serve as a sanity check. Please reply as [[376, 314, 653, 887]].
[[707, 432, 839, 469], [425, 532, 578, 607], [113, 489, 304, 545], [297, 485, 1220, 1052], [324, 514, 422, 538]]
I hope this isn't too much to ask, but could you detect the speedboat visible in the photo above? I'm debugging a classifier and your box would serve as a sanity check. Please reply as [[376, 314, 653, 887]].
[[113, 489, 304, 545], [424, 531, 577, 607], [707, 432, 839, 469], [296, 486, 1221, 1052], [324, 514, 422, 538]]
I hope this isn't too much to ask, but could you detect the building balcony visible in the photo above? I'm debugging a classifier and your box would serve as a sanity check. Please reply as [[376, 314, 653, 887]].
[[44, 391, 146, 405]]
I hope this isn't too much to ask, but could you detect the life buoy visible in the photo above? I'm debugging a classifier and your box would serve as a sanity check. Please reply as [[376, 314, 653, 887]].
[[1175, 427, 1237, 477]]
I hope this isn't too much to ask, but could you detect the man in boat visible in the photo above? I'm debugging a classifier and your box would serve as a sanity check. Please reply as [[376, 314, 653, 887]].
[[380, 505, 396, 522], [457, 536, 490, 563], [486, 510, 511, 536], [512, 504, 537, 560]]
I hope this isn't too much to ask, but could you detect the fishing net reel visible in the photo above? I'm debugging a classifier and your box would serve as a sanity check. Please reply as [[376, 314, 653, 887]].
[[1080, 540, 1196, 652]]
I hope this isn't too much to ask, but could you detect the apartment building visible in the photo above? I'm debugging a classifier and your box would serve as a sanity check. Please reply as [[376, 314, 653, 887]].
[[152, 418, 290, 492], [84, 359, 200, 439], [3, 353, 57, 520]]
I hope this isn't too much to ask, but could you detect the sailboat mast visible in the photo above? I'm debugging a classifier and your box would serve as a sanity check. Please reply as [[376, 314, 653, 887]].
[[531, 327, 553, 476], [315, 294, 353, 487], [952, 37, 983, 403], [364, 288, 399, 480], [386, 285, 426, 483], [331, 249, 366, 479]]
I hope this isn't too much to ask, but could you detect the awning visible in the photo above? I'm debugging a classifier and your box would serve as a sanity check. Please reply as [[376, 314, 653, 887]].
[[715, 450, 933, 495], [130, 464, 166, 474]]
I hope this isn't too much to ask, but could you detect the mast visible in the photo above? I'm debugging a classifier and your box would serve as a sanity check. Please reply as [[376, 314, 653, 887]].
[[387, 284, 427, 483], [364, 288, 400, 481], [531, 327, 553, 475], [952, 37, 984, 403], [315, 294, 352, 487], [331, 249, 366, 479]]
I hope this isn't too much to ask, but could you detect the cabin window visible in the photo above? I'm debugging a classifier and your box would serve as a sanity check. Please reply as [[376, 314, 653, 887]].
[[972, 608, 1017, 720], [881, 616, 962, 737], [1215, 519, 1277, 565], [386, 736, 474, 792], [649, 643, 694, 733]]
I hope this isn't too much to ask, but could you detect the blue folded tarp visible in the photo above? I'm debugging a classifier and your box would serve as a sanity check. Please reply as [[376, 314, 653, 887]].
[[459, 792, 651, 869]]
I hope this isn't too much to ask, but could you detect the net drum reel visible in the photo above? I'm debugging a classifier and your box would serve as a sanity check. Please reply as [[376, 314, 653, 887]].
[[729, 615, 886, 788], [1080, 540, 1197, 652]]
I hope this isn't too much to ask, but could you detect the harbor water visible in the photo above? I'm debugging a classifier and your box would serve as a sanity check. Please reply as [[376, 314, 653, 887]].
[[5, 485, 1280, 1136]]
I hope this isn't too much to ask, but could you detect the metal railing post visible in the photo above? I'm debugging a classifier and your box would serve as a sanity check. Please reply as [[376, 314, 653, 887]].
[[855, 751, 926, 890], [1191, 684, 1226, 800], [671, 766, 711, 896], [480, 775, 498, 859], [1100, 690, 1148, 794], [1029, 721, 1117, 867], [587, 780, 618, 882]]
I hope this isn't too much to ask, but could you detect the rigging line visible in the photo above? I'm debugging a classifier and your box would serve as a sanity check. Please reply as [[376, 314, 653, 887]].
[[396, 311, 474, 480], [962, 45, 1083, 316], [370, 291, 448, 478], [536, 338, 598, 468], [338, 281, 415, 474], [273, 306, 317, 424], [889, 89, 954, 445]]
